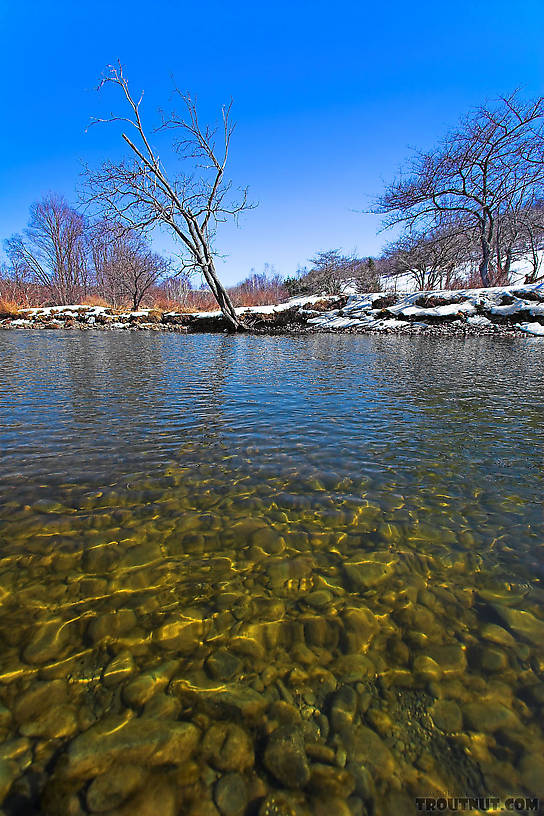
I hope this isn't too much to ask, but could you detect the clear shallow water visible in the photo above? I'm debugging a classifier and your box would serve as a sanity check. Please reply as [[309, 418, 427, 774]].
[[0, 330, 543, 816]]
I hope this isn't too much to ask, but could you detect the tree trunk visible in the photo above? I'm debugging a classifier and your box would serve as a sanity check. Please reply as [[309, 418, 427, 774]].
[[479, 238, 492, 287], [202, 259, 245, 332]]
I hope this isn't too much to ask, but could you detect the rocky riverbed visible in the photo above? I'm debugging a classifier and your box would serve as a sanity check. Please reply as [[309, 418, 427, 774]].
[[0, 460, 543, 816], [2, 282, 543, 337]]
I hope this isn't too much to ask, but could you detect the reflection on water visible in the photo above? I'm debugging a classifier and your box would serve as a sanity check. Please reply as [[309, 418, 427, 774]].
[[0, 331, 543, 816]]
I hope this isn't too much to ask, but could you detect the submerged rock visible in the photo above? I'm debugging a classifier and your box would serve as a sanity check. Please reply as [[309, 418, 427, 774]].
[[202, 723, 254, 772], [263, 726, 310, 789], [122, 660, 179, 708], [343, 556, 394, 590], [58, 715, 200, 779], [0, 759, 17, 806], [330, 685, 358, 732], [307, 764, 355, 798], [22, 618, 74, 665], [492, 606, 544, 646], [172, 679, 268, 723], [85, 762, 144, 812], [206, 649, 243, 682], [258, 791, 310, 816], [214, 772, 248, 816], [430, 700, 463, 733], [462, 702, 520, 734]]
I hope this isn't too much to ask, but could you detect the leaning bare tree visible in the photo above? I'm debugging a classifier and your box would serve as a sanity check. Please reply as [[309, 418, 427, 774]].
[[84, 62, 251, 330], [375, 92, 544, 287]]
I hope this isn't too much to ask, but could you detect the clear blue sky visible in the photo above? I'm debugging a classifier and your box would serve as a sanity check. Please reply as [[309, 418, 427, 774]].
[[1, 0, 543, 284]]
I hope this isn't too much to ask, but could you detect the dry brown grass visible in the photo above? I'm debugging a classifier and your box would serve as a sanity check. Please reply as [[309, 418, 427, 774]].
[[81, 295, 112, 308], [0, 298, 20, 318]]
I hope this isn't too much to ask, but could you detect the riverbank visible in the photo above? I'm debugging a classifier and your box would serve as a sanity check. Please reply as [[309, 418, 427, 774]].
[[2, 283, 543, 336]]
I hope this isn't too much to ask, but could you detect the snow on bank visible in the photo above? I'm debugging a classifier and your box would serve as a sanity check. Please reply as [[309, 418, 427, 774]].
[[2, 285, 544, 336], [305, 282, 544, 336]]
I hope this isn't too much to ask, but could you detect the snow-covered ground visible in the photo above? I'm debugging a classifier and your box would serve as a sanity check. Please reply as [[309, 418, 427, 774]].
[[305, 282, 544, 336]]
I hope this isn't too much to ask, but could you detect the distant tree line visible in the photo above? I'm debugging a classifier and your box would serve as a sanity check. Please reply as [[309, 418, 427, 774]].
[[2, 194, 170, 309], [0, 193, 288, 310], [375, 92, 544, 289]]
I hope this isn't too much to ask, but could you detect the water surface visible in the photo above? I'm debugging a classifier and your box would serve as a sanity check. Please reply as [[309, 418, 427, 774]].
[[0, 331, 543, 815]]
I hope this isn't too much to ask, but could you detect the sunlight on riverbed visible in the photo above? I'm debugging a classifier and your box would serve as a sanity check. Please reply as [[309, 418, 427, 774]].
[[0, 331, 543, 815]]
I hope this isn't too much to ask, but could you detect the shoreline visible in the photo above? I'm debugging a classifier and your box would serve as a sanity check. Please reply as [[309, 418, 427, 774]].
[[1, 283, 543, 338]]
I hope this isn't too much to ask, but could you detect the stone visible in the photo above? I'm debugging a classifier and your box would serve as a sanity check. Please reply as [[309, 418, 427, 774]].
[[86, 762, 144, 812], [59, 715, 200, 779], [307, 764, 355, 798], [430, 700, 463, 733], [172, 680, 267, 723], [0, 759, 17, 805], [22, 618, 73, 665], [20, 704, 78, 740], [333, 654, 373, 684], [343, 556, 393, 591], [14, 679, 68, 724], [263, 726, 311, 789], [206, 649, 243, 682], [480, 623, 516, 649], [154, 617, 205, 653], [330, 686, 358, 733], [87, 610, 137, 644], [268, 701, 302, 727], [462, 702, 520, 734], [342, 725, 395, 776], [202, 723, 254, 772], [426, 644, 466, 674], [492, 606, 544, 647], [305, 591, 333, 609], [214, 772, 248, 816], [518, 752, 544, 793], [122, 660, 179, 708], [102, 651, 135, 686], [340, 606, 378, 653], [142, 693, 181, 720], [310, 796, 353, 816], [480, 647, 508, 672], [258, 791, 310, 816]]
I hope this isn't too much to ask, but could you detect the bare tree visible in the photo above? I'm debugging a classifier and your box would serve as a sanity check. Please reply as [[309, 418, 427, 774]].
[[519, 201, 544, 282], [5, 194, 90, 304], [382, 223, 471, 290], [89, 222, 170, 309], [285, 250, 381, 296], [160, 271, 194, 308], [495, 197, 544, 282], [84, 62, 251, 330], [376, 92, 544, 286]]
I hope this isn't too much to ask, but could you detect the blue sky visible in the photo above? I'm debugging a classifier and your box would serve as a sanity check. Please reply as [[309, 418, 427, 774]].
[[1, 0, 543, 284]]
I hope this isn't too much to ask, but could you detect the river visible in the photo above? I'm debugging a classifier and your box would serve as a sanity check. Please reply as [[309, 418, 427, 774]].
[[0, 330, 543, 815]]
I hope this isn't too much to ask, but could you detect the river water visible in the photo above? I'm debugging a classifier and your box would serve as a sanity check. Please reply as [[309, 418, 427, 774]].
[[0, 330, 543, 816]]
